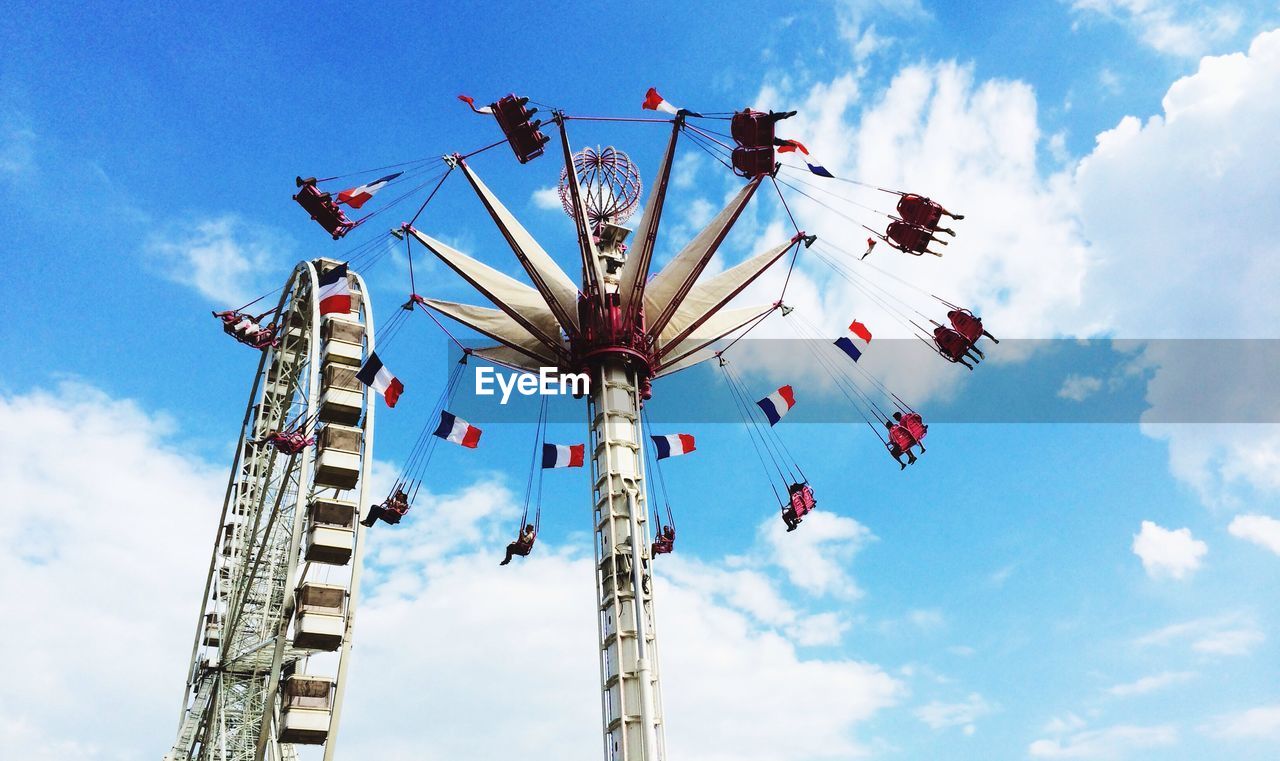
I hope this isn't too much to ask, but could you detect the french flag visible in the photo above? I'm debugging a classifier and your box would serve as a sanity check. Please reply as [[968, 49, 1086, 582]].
[[642, 87, 687, 115], [652, 433, 696, 460], [356, 352, 404, 408], [433, 410, 482, 448], [317, 264, 351, 316], [337, 172, 402, 209], [834, 336, 862, 363], [774, 139, 834, 177], [776, 139, 809, 155], [756, 385, 796, 426], [805, 161, 834, 178], [542, 442, 585, 469], [457, 94, 495, 114]]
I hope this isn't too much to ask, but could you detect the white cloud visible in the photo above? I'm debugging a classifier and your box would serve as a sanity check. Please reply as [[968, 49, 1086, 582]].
[[851, 23, 889, 64], [834, 0, 930, 46], [908, 608, 946, 630], [1058, 374, 1103, 401], [1070, 30, 1280, 502], [349, 495, 902, 761], [531, 185, 563, 211], [741, 28, 1280, 507], [737, 57, 1091, 405], [914, 692, 994, 733], [761, 510, 875, 598], [1044, 713, 1088, 735], [672, 152, 701, 189], [1203, 703, 1280, 740], [1098, 67, 1122, 95], [144, 215, 293, 305], [1131, 520, 1207, 579], [0, 383, 902, 761], [1192, 626, 1265, 655], [1070, 0, 1242, 57], [1029, 723, 1178, 758], [1135, 612, 1264, 656], [0, 382, 222, 758], [1104, 670, 1195, 697], [1228, 513, 1280, 555]]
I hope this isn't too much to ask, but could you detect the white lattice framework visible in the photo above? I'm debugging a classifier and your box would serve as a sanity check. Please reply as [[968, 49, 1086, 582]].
[[166, 260, 377, 761]]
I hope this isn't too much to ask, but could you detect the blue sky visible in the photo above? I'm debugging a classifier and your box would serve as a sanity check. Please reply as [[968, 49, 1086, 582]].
[[3, 2, 1280, 760]]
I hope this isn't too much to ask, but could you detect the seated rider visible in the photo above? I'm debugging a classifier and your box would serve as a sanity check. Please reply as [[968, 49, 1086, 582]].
[[361, 488, 410, 527], [259, 429, 314, 455], [933, 325, 982, 369], [886, 220, 947, 257], [250, 326, 279, 350], [500, 524, 537, 566], [947, 308, 998, 347], [896, 194, 963, 234], [652, 525, 676, 556], [214, 310, 278, 349], [892, 411, 928, 453], [885, 420, 918, 469], [782, 482, 813, 532]]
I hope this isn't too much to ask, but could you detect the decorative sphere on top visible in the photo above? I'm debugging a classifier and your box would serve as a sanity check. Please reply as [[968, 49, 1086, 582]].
[[558, 146, 642, 229]]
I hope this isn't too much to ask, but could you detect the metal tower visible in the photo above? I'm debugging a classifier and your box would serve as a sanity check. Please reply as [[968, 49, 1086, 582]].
[[408, 114, 804, 761], [166, 260, 377, 761]]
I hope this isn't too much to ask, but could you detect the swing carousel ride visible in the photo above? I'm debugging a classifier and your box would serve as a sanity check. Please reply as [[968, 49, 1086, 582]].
[[165, 87, 999, 761]]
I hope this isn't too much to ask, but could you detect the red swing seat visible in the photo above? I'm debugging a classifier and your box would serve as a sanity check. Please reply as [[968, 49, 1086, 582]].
[[731, 146, 776, 178], [886, 221, 932, 254], [947, 309, 985, 345], [293, 178, 358, 240], [787, 483, 816, 520], [896, 194, 945, 230], [933, 326, 971, 362]]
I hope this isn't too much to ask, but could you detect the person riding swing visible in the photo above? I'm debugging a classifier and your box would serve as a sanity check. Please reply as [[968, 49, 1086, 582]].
[[886, 420, 918, 469], [652, 525, 676, 556], [500, 523, 537, 566], [782, 482, 816, 531], [362, 487, 410, 528]]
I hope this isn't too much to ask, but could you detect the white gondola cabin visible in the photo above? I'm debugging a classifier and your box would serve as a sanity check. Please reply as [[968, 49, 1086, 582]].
[[313, 424, 361, 490], [292, 583, 346, 651], [322, 317, 364, 367], [305, 498, 356, 565], [278, 675, 333, 744], [202, 612, 221, 647], [318, 362, 363, 426]]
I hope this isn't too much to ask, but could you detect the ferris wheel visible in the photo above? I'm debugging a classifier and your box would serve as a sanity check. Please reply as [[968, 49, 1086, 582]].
[[166, 258, 377, 761]]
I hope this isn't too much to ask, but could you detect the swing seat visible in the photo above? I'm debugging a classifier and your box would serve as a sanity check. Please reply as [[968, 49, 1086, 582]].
[[216, 311, 271, 347], [730, 109, 794, 148], [731, 146, 776, 178], [248, 327, 279, 350], [652, 539, 674, 556], [899, 414, 928, 443], [788, 483, 815, 519], [293, 178, 358, 240], [511, 538, 535, 556], [896, 194, 945, 230], [269, 431, 314, 455], [948, 310, 985, 344], [886, 221, 931, 254], [933, 328, 971, 362]]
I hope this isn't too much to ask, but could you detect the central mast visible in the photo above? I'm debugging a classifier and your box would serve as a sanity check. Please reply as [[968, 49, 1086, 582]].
[[586, 224, 665, 761]]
